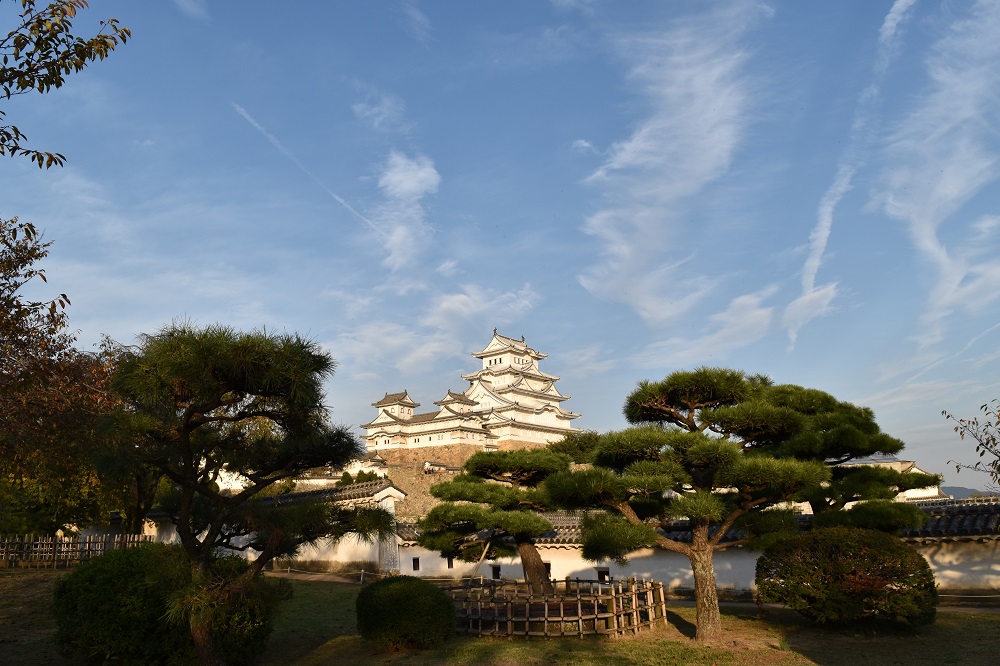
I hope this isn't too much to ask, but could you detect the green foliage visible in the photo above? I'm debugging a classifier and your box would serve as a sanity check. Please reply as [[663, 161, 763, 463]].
[[734, 508, 801, 550], [579, 513, 658, 564], [623, 367, 771, 427], [335, 470, 382, 487], [463, 449, 571, 486], [800, 465, 940, 513], [548, 366, 931, 643], [546, 423, 829, 546], [547, 430, 602, 463], [544, 467, 630, 509], [53, 543, 279, 665], [54, 543, 190, 663], [1, 1, 130, 167], [355, 576, 456, 649], [419, 449, 562, 586], [111, 323, 392, 565], [756, 527, 937, 626], [109, 323, 394, 663], [666, 490, 728, 523], [813, 499, 929, 533], [418, 501, 547, 563], [430, 478, 523, 509], [593, 425, 677, 472]]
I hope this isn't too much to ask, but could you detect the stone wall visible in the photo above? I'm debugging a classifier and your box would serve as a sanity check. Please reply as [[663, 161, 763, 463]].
[[378, 440, 547, 518]]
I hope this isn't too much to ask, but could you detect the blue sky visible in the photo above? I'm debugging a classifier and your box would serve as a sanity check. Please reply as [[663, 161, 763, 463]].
[[6, 1, 1000, 486]]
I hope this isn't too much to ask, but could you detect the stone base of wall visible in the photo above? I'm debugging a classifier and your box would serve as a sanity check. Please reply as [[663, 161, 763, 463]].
[[377, 441, 548, 518]]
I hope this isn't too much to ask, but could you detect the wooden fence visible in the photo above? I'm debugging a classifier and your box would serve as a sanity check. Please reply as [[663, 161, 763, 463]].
[[0, 534, 152, 569], [446, 578, 667, 638]]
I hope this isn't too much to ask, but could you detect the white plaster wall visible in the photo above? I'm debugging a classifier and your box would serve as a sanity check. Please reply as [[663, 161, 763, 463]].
[[143, 520, 180, 544], [915, 541, 1000, 589], [540, 546, 759, 589], [292, 534, 380, 567], [397, 543, 759, 588]]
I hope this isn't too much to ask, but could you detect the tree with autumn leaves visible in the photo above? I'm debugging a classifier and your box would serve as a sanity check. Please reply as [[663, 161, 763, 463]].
[[0, 217, 122, 533], [2, 0, 130, 167], [1, 1, 131, 531]]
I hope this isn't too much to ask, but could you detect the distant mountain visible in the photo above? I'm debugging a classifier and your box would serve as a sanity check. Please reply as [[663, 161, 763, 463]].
[[942, 486, 992, 499]]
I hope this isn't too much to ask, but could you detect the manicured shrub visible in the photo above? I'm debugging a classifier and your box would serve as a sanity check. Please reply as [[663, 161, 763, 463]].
[[756, 527, 937, 626], [356, 575, 456, 648], [54, 543, 278, 664], [54, 542, 193, 664]]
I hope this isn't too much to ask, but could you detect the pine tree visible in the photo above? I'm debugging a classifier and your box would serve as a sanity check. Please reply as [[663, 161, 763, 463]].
[[111, 322, 394, 665], [544, 367, 933, 642], [418, 449, 570, 592]]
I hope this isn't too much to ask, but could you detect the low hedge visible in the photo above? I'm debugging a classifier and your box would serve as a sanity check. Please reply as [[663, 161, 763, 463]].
[[755, 527, 937, 626], [356, 575, 456, 648]]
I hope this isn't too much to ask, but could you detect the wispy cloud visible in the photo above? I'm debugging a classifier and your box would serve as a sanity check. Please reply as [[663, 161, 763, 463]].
[[374, 151, 441, 270], [435, 259, 460, 277], [562, 344, 617, 375], [172, 0, 209, 20], [872, 0, 1000, 349], [352, 87, 408, 132], [550, 0, 597, 14], [333, 322, 457, 376], [230, 102, 386, 240], [401, 1, 433, 46], [571, 139, 598, 155], [421, 283, 539, 330], [578, 4, 764, 326], [784, 0, 918, 348], [630, 286, 776, 368]]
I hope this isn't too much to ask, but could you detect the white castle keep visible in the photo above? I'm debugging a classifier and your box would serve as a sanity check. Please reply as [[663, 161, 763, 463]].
[[361, 330, 581, 452]]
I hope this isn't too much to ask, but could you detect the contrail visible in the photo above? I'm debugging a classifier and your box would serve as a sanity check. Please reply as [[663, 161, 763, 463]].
[[788, 0, 917, 345], [231, 102, 387, 239]]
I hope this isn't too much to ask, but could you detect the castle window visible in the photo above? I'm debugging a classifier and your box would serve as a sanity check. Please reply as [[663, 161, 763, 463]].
[[447, 557, 454, 569], [491, 565, 502, 580], [412, 558, 420, 572], [596, 567, 610, 583]]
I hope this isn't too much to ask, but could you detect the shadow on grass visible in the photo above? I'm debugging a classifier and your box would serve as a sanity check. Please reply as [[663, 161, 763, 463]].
[[764, 606, 1000, 666], [665, 609, 697, 639]]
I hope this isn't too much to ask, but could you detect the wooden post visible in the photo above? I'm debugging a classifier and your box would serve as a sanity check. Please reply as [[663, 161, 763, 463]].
[[608, 581, 618, 637], [576, 584, 583, 637], [630, 581, 639, 632]]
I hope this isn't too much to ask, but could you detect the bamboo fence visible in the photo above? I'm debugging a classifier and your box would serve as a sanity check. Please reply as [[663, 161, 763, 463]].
[[447, 578, 667, 638], [0, 534, 152, 569]]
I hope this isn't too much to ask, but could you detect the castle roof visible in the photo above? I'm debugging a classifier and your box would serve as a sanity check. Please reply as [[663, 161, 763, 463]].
[[472, 329, 547, 360], [372, 391, 419, 408], [257, 479, 405, 506], [434, 390, 477, 406]]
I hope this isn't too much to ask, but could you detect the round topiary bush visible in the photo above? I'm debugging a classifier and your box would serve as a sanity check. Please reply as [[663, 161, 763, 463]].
[[755, 526, 937, 626], [54, 543, 278, 664], [356, 575, 456, 648]]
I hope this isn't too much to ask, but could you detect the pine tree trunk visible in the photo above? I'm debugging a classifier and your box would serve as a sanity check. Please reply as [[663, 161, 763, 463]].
[[190, 615, 225, 666], [188, 562, 226, 666], [515, 538, 553, 594], [690, 524, 722, 642]]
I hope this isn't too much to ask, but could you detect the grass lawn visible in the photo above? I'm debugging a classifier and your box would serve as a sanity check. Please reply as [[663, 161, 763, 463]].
[[3, 569, 999, 665], [258, 577, 1000, 666]]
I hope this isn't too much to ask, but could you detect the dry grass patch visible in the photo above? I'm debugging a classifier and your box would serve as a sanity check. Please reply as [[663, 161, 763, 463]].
[[0, 569, 71, 665]]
